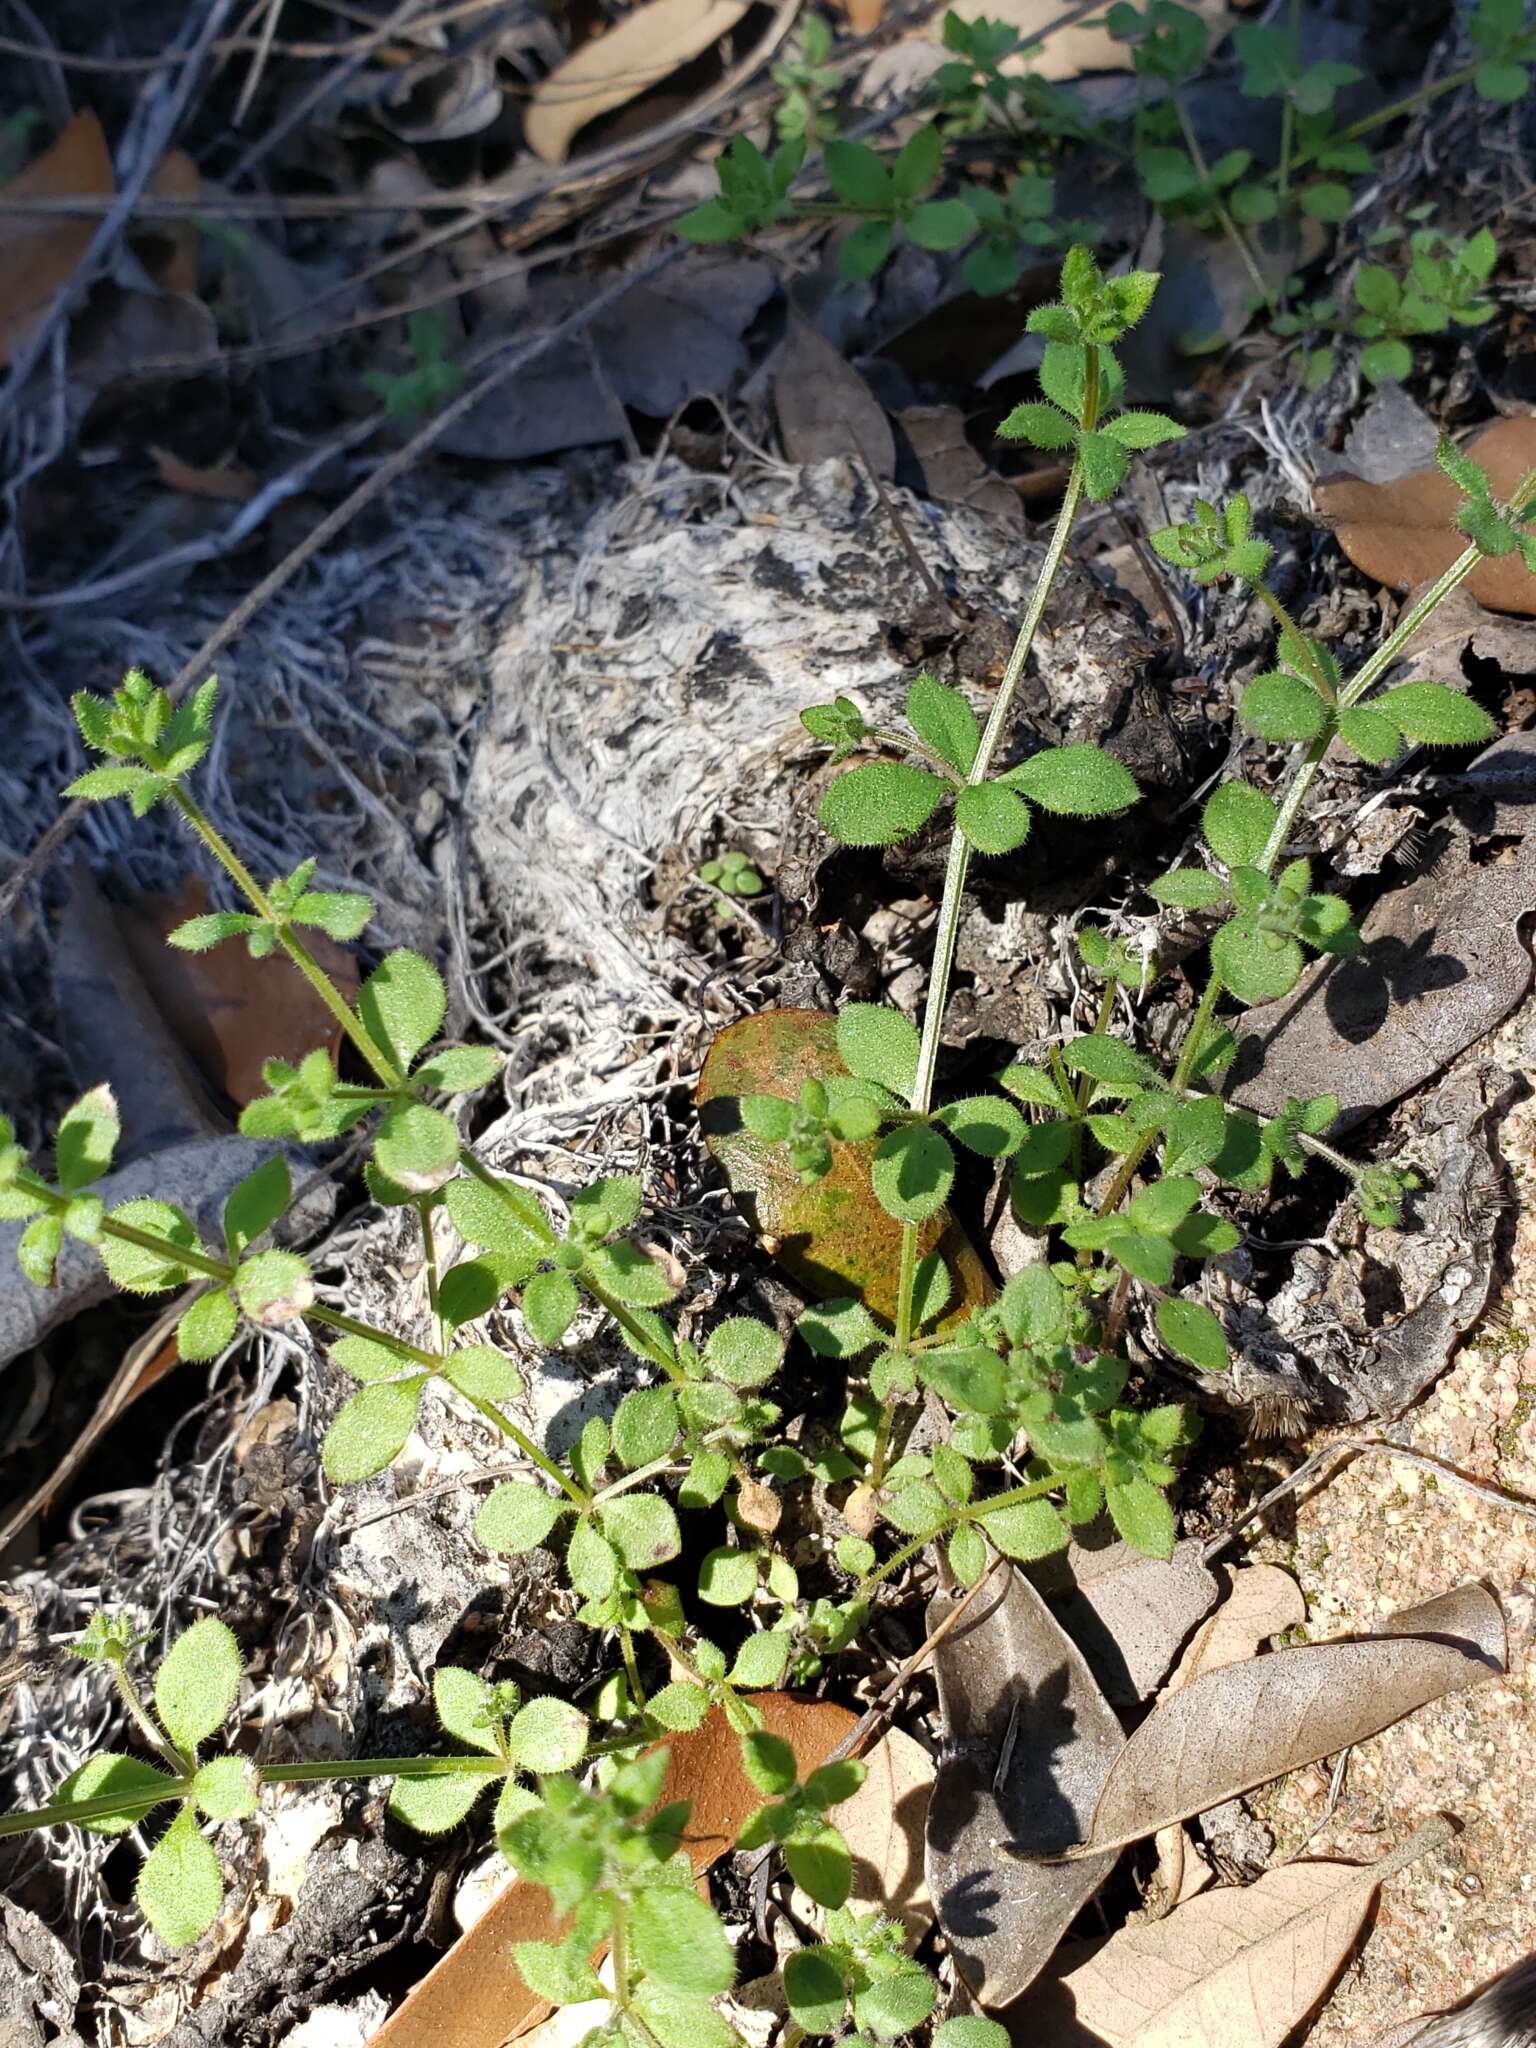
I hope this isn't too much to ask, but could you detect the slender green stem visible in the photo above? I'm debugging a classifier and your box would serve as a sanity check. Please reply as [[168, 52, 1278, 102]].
[[1174, 94, 1273, 312], [417, 1195, 444, 1350], [618, 1629, 648, 1713], [906, 355, 1100, 1127], [461, 1391, 591, 1507], [111, 1661, 188, 1777], [169, 786, 401, 1086], [1095, 968, 1224, 1219], [1251, 584, 1335, 699]]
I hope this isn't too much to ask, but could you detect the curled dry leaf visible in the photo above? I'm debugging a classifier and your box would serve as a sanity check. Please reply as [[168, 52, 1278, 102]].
[[525, 0, 751, 163], [0, 109, 112, 367], [1048, 1816, 1455, 2048], [1314, 418, 1536, 616], [829, 1723, 935, 1938], [697, 1008, 992, 1327], [371, 1694, 852, 2048], [1037, 1535, 1220, 1706], [1074, 1584, 1505, 1858], [1160, 1563, 1306, 1696], [926, 1564, 1124, 2006]]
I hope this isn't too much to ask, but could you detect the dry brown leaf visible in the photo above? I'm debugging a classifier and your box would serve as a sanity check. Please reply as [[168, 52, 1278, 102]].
[[116, 878, 358, 1107], [525, 0, 751, 163], [373, 1694, 854, 2048], [899, 404, 1023, 529], [774, 318, 897, 479], [926, 1565, 1124, 2006], [143, 147, 201, 295], [1161, 1563, 1305, 1696], [946, 0, 1228, 81], [1077, 1585, 1505, 1857], [149, 447, 257, 502], [1038, 1534, 1220, 1705], [835, 0, 886, 29], [1050, 1817, 1453, 2048], [0, 110, 113, 367], [834, 1722, 935, 1937], [1314, 418, 1536, 616]]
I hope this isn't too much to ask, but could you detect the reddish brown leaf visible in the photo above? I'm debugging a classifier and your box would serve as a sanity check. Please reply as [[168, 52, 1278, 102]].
[[0, 110, 113, 367], [697, 1008, 992, 1326], [1315, 419, 1536, 616]]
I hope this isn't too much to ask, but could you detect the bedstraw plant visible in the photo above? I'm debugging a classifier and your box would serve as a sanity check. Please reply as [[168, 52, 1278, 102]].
[[2, 247, 1529, 2044]]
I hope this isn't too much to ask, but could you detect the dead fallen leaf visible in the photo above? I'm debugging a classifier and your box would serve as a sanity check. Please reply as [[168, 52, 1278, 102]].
[[926, 1565, 1124, 2006], [775, 317, 897, 479], [1048, 1817, 1453, 2048], [117, 878, 359, 1108], [143, 147, 201, 295], [697, 1008, 991, 1326], [900, 405, 1023, 528], [834, 1723, 935, 1938], [373, 1694, 852, 2048], [1231, 829, 1536, 1131], [0, 110, 113, 367], [834, 0, 886, 29], [1076, 1584, 1505, 1857], [1161, 1564, 1306, 1697], [150, 447, 258, 502], [525, 0, 751, 163], [1035, 1534, 1220, 1706], [1315, 418, 1536, 616], [949, 0, 1229, 82]]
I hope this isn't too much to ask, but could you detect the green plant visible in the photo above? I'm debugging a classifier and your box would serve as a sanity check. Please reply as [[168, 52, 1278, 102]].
[[1348, 226, 1499, 384], [6, 250, 1532, 2043], [698, 849, 765, 899], [363, 307, 466, 419], [773, 13, 842, 144]]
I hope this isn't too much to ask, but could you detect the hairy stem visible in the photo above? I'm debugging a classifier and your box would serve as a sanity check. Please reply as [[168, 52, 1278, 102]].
[[169, 786, 401, 1086]]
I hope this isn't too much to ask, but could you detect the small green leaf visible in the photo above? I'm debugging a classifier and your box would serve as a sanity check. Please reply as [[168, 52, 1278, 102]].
[[389, 1769, 488, 1834], [906, 674, 979, 774], [786, 1822, 854, 1908], [797, 1296, 881, 1358], [839, 218, 895, 282], [1211, 920, 1304, 1002], [908, 198, 978, 250], [443, 1173, 552, 1276], [598, 1493, 681, 1570], [191, 1755, 259, 1820], [729, 1630, 791, 1688], [871, 1124, 954, 1222], [18, 1213, 62, 1287], [1004, 744, 1138, 816], [99, 1198, 201, 1293], [741, 1729, 798, 1796], [155, 1617, 241, 1755], [997, 401, 1079, 449], [1156, 1296, 1229, 1373], [177, 1288, 238, 1361], [137, 1807, 224, 1947], [444, 1344, 523, 1402], [646, 1681, 710, 1732], [321, 1375, 428, 1483], [522, 1268, 579, 1346], [836, 1004, 920, 1098], [956, 782, 1032, 853], [935, 1093, 1026, 1157], [55, 1085, 120, 1192], [358, 949, 447, 1077], [233, 1249, 314, 1325], [1106, 1473, 1176, 1558], [1240, 670, 1330, 742], [507, 1696, 588, 1772], [1374, 682, 1495, 747], [826, 138, 893, 208], [784, 1946, 848, 2032], [51, 1753, 178, 1835], [1077, 429, 1130, 500], [476, 1481, 565, 1555], [948, 1520, 988, 1585], [1063, 1035, 1155, 1092], [414, 1046, 501, 1095], [374, 1101, 460, 1194], [1203, 782, 1278, 868], [819, 761, 948, 847], [704, 1317, 783, 1387], [432, 1666, 500, 1753], [854, 1960, 937, 2039], [222, 1155, 291, 1259], [699, 1544, 761, 1606], [1103, 408, 1184, 449], [612, 1385, 680, 1468], [1337, 705, 1403, 763], [629, 1886, 735, 1998], [933, 2021, 1011, 2048]]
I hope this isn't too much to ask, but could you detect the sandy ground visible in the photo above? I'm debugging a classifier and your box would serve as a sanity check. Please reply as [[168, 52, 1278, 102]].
[[1250, 1015, 1536, 2040]]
